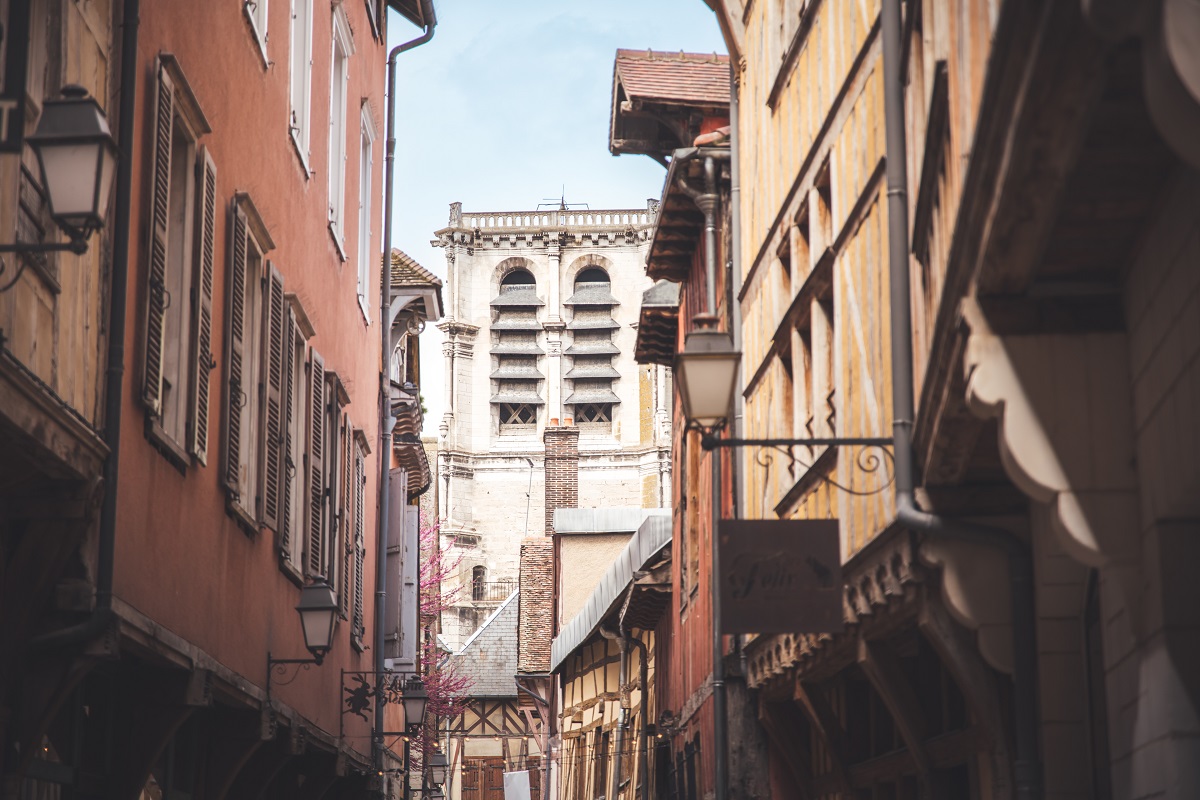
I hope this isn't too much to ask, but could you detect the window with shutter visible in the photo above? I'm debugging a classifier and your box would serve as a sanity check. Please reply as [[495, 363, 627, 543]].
[[305, 350, 326, 578], [289, 0, 314, 166], [327, 6, 355, 252], [143, 57, 210, 467], [261, 264, 287, 531], [279, 306, 303, 572], [222, 196, 274, 531], [281, 293, 314, 576], [339, 413, 353, 619], [352, 440, 366, 647], [187, 147, 217, 465]]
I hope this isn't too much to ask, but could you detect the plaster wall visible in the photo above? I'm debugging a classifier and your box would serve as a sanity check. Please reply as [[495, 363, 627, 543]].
[[1102, 170, 1200, 800], [559, 533, 633, 623], [111, 0, 388, 740]]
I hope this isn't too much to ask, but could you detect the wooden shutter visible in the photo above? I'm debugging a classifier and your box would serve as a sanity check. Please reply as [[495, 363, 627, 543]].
[[188, 146, 217, 464], [222, 206, 249, 497], [280, 309, 299, 558], [262, 263, 286, 530], [142, 64, 175, 414], [340, 415, 353, 618], [306, 350, 326, 577], [352, 443, 365, 640]]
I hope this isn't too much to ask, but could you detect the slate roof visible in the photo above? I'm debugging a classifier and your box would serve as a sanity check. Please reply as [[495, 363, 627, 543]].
[[614, 49, 731, 106], [452, 590, 520, 698]]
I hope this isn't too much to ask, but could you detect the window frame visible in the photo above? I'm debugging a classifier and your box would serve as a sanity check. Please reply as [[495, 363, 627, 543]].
[[327, 5, 355, 256], [288, 0, 315, 171], [221, 194, 275, 532], [356, 103, 377, 320], [142, 56, 213, 471], [243, 0, 270, 67], [278, 294, 313, 582]]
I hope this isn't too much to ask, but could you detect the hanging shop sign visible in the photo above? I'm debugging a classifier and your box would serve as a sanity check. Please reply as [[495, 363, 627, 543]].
[[0, 0, 29, 152], [719, 519, 844, 634]]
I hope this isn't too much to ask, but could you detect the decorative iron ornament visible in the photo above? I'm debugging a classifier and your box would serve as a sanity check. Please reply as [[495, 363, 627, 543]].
[[339, 670, 411, 739], [700, 434, 895, 497]]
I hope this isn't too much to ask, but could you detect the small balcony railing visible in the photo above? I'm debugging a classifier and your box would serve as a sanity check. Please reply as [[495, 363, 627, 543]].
[[471, 579, 516, 603]]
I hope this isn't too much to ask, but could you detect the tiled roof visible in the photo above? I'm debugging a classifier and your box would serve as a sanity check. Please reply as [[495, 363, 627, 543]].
[[390, 249, 442, 289], [614, 49, 731, 106]]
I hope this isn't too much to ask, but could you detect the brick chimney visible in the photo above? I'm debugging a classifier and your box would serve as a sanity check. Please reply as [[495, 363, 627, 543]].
[[517, 537, 555, 673], [543, 423, 579, 535]]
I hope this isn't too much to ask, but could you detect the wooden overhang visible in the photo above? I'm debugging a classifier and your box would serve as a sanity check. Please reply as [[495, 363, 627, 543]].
[[644, 148, 727, 283], [634, 280, 681, 366], [610, 49, 730, 162], [391, 391, 431, 498], [387, 0, 429, 29], [911, 5, 1173, 512]]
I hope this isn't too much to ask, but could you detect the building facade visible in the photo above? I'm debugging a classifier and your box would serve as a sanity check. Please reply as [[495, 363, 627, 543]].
[[651, 1, 1200, 799], [0, 1, 437, 797], [433, 203, 671, 648]]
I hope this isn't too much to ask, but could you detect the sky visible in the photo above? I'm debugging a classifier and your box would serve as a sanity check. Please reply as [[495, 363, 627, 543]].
[[385, 1, 728, 435]]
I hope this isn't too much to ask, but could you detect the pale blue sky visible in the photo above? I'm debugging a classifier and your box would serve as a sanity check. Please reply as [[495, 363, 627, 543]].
[[385, 1, 727, 432]]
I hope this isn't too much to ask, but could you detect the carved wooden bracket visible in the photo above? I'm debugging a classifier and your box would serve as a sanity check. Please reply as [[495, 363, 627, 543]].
[[1082, 0, 1200, 169]]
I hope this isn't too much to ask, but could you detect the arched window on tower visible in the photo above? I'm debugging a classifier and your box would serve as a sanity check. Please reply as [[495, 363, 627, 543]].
[[471, 565, 487, 601], [490, 269, 545, 432], [565, 267, 620, 431]]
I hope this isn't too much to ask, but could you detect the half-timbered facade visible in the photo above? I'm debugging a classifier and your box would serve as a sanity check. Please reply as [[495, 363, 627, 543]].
[[696, 0, 1200, 797]]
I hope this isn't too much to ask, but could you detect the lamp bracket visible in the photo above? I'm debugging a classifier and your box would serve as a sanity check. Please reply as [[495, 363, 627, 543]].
[[266, 652, 321, 701], [701, 435, 895, 497]]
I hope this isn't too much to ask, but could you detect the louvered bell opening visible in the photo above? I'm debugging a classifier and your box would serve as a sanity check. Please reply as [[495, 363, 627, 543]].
[[563, 282, 620, 307], [564, 360, 620, 379], [490, 355, 544, 380], [491, 315, 544, 332], [565, 315, 621, 331], [490, 285, 545, 307], [565, 340, 620, 356], [491, 387, 545, 405], [565, 381, 621, 405], [490, 338, 545, 356]]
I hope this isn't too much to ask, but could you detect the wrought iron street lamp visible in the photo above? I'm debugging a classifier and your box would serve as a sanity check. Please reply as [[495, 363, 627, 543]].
[[401, 674, 429, 732], [428, 752, 448, 785], [674, 326, 740, 430], [295, 580, 339, 663], [266, 580, 339, 701], [1, 85, 117, 257]]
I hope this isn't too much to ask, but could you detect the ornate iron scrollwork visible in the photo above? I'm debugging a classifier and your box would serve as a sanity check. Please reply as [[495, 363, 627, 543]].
[[701, 434, 895, 497]]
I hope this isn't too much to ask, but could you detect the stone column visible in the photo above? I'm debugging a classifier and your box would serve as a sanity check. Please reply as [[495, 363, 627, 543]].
[[545, 241, 564, 422]]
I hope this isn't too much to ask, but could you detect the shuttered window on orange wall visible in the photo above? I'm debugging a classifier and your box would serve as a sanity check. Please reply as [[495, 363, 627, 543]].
[[142, 57, 213, 470], [352, 437, 366, 648], [305, 350, 326, 577]]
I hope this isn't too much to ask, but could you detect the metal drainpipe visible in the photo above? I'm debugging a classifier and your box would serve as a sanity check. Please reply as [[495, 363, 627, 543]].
[[599, 626, 628, 800], [727, 59, 751, 684], [880, 2, 1041, 798], [31, 0, 139, 651], [616, 582, 651, 800], [675, 148, 732, 800], [377, 0, 437, 787]]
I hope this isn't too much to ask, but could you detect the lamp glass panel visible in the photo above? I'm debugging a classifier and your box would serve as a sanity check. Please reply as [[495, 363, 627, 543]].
[[679, 354, 739, 426], [299, 605, 336, 652], [38, 142, 102, 220], [402, 687, 428, 729], [93, 144, 117, 224]]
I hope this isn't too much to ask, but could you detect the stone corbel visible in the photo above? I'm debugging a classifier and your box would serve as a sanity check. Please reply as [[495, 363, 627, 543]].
[[1082, 0, 1200, 169], [920, 536, 1015, 674], [961, 297, 1143, 612]]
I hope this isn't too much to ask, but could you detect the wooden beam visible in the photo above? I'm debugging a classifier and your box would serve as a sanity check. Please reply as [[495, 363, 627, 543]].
[[856, 638, 939, 799], [919, 595, 1014, 800], [757, 699, 813, 800], [206, 708, 269, 800], [225, 739, 293, 800], [111, 670, 196, 800], [792, 680, 852, 793]]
